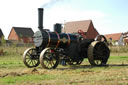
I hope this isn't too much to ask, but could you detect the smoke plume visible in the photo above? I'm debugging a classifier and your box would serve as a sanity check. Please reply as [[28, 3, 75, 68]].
[[42, 0, 66, 8]]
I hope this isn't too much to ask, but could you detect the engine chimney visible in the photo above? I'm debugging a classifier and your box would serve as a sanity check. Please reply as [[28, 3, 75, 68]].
[[38, 8, 44, 32]]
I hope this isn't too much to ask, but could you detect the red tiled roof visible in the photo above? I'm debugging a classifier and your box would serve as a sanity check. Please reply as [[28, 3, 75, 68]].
[[105, 33, 122, 41], [63, 20, 92, 33]]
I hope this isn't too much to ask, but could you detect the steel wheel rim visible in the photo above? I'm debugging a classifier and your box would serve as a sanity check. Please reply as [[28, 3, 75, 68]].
[[23, 48, 39, 68], [43, 50, 57, 68], [93, 42, 108, 65], [88, 41, 110, 66], [95, 35, 108, 46], [40, 48, 59, 69]]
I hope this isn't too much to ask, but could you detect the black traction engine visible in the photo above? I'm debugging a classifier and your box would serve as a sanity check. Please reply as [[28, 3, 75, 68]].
[[23, 8, 110, 69]]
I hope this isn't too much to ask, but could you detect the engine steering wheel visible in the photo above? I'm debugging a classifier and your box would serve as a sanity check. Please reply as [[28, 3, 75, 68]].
[[78, 30, 86, 38]]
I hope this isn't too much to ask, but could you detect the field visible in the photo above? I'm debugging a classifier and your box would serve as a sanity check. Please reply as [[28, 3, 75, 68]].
[[0, 46, 128, 85]]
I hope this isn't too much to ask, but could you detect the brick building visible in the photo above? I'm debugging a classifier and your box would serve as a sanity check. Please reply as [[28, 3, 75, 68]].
[[63, 20, 99, 39], [8, 27, 34, 43]]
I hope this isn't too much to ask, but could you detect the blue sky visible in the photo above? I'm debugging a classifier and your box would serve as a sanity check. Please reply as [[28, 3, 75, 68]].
[[0, 0, 128, 38], [49, 0, 128, 34]]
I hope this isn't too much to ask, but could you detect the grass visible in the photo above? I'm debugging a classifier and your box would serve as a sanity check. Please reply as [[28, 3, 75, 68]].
[[0, 46, 128, 85], [109, 45, 128, 53], [0, 74, 62, 84]]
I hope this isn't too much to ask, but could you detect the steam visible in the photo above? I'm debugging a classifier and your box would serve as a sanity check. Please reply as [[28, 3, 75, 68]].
[[42, 0, 65, 8]]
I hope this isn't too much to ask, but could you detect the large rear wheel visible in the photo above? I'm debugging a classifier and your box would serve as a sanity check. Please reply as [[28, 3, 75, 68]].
[[40, 48, 59, 69], [88, 41, 110, 66]]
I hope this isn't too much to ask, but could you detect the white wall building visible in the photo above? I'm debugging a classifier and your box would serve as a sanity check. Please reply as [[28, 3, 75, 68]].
[[105, 33, 124, 46]]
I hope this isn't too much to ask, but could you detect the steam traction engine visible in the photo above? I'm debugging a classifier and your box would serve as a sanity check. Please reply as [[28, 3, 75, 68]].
[[23, 8, 110, 69]]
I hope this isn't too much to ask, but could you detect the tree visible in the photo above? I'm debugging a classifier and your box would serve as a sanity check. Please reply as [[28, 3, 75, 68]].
[[1, 36, 6, 46]]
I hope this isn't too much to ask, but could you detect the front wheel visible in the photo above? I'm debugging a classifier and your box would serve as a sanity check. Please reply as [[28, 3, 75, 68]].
[[40, 48, 59, 69], [23, 48, 40, 68]]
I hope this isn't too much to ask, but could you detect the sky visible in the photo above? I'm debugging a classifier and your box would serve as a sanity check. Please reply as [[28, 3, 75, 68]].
[[0, 0, 128, 39]]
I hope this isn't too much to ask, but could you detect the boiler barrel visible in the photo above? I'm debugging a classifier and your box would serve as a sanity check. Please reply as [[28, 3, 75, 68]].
[[33, 31, 79, 48], [46, 32, 79, 48]]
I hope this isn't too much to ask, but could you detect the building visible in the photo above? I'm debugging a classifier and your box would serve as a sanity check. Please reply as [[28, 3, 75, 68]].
[[124, 39, 128, 45], [123, 32, 128, 45], [0, 29, 5, 45], [8, 27, 34, 43], [0, 29, 4, 40], [63, 20, 99, 39], [105, 33, 124, 46]]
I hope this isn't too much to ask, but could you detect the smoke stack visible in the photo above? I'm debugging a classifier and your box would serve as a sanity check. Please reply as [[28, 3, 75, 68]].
[[38, 8, 44, 32]]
